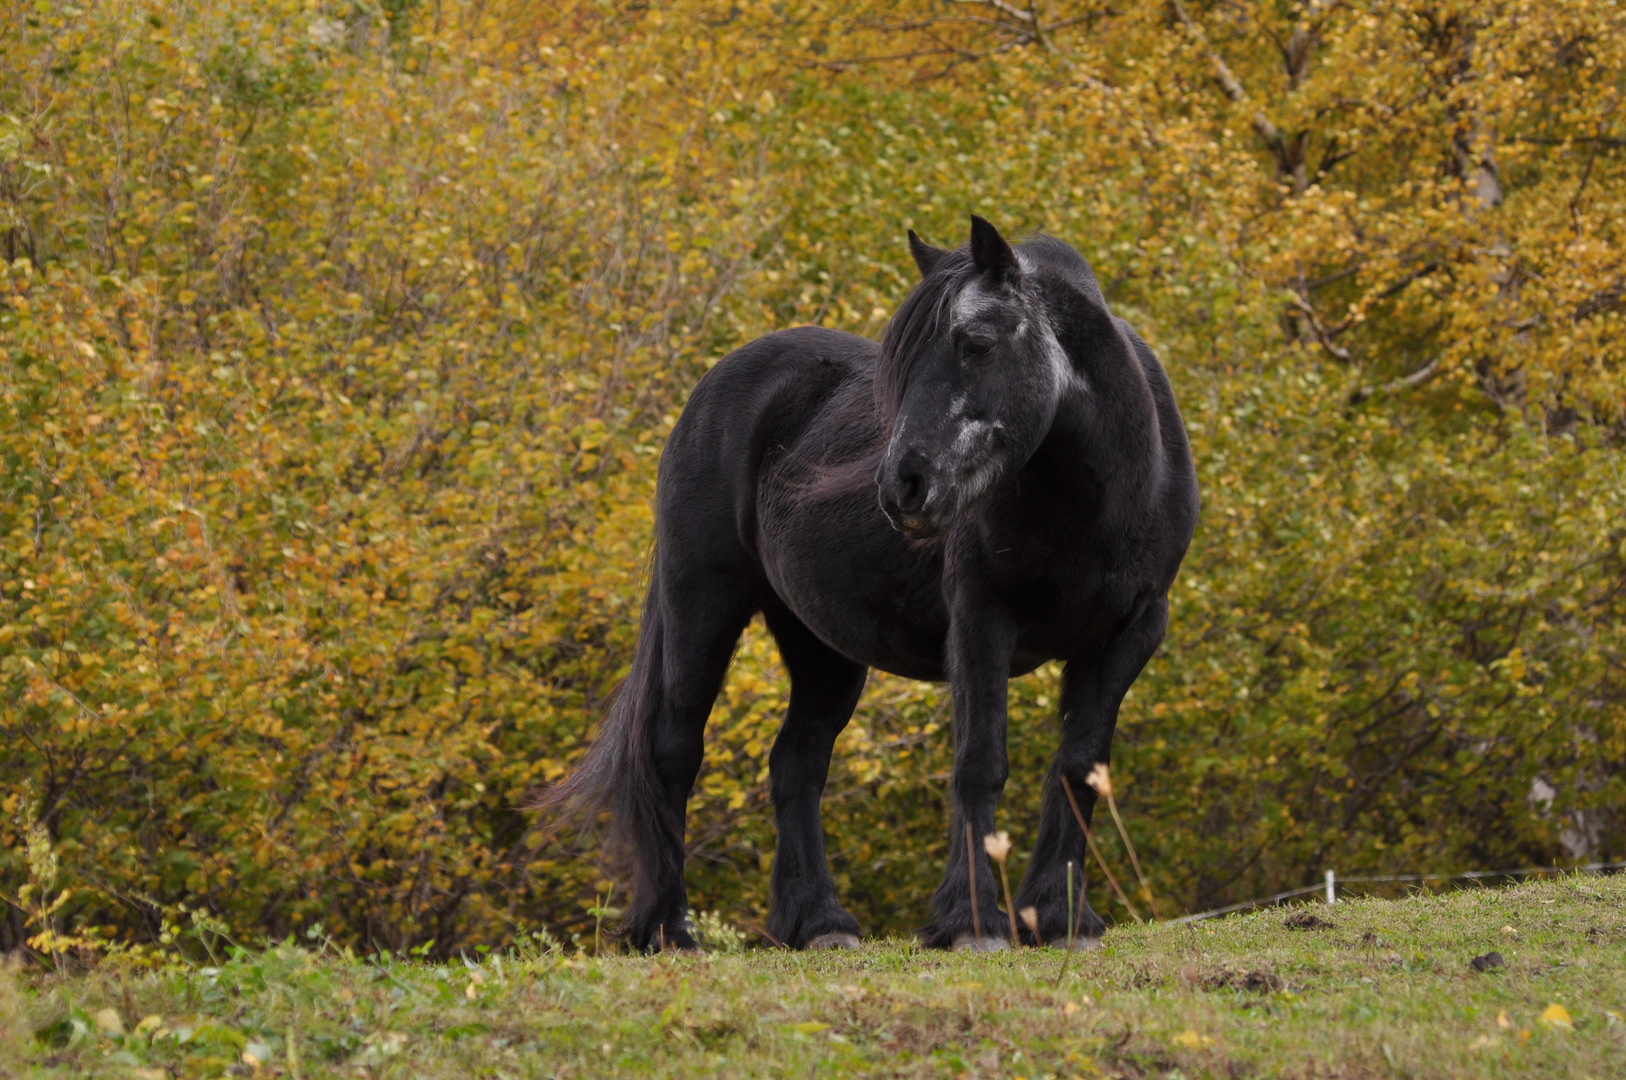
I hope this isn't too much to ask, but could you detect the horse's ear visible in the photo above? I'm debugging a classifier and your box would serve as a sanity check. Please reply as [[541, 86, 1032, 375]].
[[969, 214, 1018, 282], [907, 229, 947, 278]]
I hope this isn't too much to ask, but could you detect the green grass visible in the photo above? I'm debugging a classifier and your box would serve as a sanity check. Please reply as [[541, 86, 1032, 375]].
[[7, 874, 1624, 1078]]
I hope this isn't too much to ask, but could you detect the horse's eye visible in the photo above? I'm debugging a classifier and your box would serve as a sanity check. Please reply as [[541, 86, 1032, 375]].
[[964, 335, 996, 356]]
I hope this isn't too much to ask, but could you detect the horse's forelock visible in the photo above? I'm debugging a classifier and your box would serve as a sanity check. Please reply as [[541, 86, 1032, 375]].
[[877, 248, 978, 419]]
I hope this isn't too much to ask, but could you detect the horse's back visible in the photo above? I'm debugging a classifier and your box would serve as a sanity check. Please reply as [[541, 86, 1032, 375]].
[[655, 327, 877, 574]]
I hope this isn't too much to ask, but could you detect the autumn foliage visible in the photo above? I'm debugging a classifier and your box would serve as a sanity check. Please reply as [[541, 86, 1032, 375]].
[[2, 0, 1622, 955]]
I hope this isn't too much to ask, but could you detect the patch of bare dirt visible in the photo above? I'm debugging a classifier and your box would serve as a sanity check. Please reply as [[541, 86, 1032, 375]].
[[1285, 910, 1334, 931], [1202, 967, 1285, 993]]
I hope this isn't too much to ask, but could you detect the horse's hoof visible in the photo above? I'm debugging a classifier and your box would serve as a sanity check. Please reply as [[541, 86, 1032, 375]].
[[952, 934, 1010, 952], [1049, 936, 1103, 951], [805, 932, 861, 950]]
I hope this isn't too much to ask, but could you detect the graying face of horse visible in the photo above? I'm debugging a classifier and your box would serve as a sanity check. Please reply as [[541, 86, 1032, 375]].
[[877, 217, 1082, 540]]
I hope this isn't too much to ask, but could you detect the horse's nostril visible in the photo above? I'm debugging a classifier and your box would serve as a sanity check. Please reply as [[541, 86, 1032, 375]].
[[895, 468, 926, 513]]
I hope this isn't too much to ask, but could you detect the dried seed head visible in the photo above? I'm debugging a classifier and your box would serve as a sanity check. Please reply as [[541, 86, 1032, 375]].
[[1085, 763, 1112, 799], [983, 830, 1012, 863], [1020, 906, 1040, 934]]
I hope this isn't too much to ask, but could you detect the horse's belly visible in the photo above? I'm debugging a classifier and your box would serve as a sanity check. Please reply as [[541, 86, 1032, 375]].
[[798, 606, 948, 682]]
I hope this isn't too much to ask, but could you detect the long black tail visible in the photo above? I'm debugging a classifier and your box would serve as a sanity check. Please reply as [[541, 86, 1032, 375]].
[[534, 568, 676, 938]]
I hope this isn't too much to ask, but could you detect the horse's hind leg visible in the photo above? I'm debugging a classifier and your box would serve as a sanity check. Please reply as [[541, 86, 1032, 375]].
[[627, 568, 757, 952], [762, 604, 868, 949]]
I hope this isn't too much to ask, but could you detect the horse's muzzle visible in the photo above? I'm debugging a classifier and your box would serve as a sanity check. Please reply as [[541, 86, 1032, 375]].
[[878, 452, 947, 539], [884, 508, 941, 541]]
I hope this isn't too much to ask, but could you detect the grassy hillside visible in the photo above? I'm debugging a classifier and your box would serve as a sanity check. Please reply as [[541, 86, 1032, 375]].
[[8, 874, 1623, 1078]]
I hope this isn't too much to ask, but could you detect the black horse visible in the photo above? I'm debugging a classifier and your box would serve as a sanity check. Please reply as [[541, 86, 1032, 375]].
[[545, 216, 1198, 951]]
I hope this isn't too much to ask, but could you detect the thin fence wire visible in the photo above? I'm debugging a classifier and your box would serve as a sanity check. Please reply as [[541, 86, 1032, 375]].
[[1169, 884, 1326, 924], [1170, 860, 1626, 924]]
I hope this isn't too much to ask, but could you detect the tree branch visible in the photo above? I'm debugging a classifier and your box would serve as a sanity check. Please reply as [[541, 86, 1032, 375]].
[[1287, 292, 1351, 361], [949, 0, 1037, 22], [1167, 0, 1307, 192], [1348, 358, 1442, 403], [1574, 284, 1622, 321]]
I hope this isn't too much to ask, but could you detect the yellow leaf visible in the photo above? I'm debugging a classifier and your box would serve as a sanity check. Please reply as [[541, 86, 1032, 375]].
[[94, 1007, 124, 1036], [788, 1022, 829, 1035], [1173, 1029, 1213, 1049], [1539, 1003, 1572, 1030]]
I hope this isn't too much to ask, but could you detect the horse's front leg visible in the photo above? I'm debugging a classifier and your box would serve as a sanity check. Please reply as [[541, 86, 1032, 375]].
[[1016, 596, 1169, 947], [923, 603, 1017, 949]]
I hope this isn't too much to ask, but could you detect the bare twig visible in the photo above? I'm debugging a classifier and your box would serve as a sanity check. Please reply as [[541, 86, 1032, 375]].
[[984, 832, 1019, 945], [1349, 357, 1442, 403], [965, 822, 982, 949], [1574, 284, 1623, 321], [1087, 765, 1159, 920], [1068, 863, 1075, 949], [1056, 861, 1076, 983], [1515, 135, 1626, 148], [1060, 776, 1143, 924], [950, 0, 1036, 21], [749, 923, 789, 950], [1288, 292, 1352, 361], [1570, 100, 1619, 232]]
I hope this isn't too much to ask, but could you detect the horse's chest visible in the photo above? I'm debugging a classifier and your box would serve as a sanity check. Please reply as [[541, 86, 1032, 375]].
[[985, 541, 1143, 660], [1014, 582, 1120, 655]]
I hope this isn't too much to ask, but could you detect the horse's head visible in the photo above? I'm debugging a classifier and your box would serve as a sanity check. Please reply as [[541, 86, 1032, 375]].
[[876, 215, 1081, 540]]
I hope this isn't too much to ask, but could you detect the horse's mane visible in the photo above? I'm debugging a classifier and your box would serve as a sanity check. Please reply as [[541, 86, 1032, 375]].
[[1013, 233, 1104, 305], [876, 234, 1100, 419]]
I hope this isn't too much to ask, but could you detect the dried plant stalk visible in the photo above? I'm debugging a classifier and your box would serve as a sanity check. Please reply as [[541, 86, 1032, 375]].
[[1087, 764, 1159, 920], [1061, 775, 1143, 924]]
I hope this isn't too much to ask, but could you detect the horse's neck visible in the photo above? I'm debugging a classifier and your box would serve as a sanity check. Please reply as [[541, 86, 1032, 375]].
[[1030, 402, 1156, 522], [1043, 313, 1162, 502]]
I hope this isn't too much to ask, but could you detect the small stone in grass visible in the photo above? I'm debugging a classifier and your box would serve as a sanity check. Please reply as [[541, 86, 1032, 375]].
[[1470, 951, 1505, 972]]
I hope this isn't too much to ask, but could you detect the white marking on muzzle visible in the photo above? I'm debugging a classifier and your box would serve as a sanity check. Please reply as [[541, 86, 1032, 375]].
[[946, 418, 1004, 509]]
